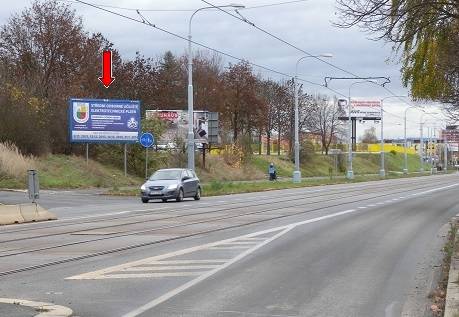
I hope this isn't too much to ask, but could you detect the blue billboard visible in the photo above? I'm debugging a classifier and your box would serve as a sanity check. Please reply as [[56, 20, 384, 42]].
[[68, 98, 141, 143]]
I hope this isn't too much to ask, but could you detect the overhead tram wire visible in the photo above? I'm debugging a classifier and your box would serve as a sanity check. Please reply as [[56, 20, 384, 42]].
[[200, 0, 434, 111], [72, 0, 347, 98], [62, 0, 310, 12]]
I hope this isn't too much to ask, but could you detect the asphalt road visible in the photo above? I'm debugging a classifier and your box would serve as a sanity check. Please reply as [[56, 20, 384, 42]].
[[0, 174, 458, 317]]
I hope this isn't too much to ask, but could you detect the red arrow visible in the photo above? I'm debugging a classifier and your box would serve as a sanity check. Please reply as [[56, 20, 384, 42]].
[[98, 50, 115, 88]]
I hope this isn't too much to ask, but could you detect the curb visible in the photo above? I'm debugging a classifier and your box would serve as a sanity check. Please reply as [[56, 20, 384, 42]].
[[0, 298, 72, 316], [444, 217, 459, 317], [0, 188, 27, 193]]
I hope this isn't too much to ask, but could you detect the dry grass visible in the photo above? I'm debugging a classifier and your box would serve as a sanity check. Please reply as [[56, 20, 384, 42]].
[[0, 142, 36, 179], [197, 155, 265, 182]]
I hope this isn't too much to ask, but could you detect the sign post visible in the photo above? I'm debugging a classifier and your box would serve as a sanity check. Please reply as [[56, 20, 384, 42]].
[[27, 170, 39, 203], [140, 132, 155, 179]]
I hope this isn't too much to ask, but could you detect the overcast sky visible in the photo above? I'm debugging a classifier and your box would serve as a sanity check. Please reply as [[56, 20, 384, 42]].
[[0, 0, 448, 139]]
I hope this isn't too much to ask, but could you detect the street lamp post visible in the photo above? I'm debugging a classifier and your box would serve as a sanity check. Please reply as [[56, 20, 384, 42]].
[[403, 106, 423, 174], [379, 95, 408, 177], [419, 112, 438, 173], [293, 54, 332, 183], [187, 4, 244, 170]]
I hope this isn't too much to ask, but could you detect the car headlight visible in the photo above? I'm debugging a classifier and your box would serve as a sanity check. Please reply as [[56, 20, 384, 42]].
[[141, 184, 146, 191], [167, 184, 178, 190]]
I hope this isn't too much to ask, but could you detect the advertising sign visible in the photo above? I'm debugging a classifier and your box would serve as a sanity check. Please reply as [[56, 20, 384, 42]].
[[69, 98, 140, 143], [339, 99, 382, 120], [442, 129, 459, 143], [146, 110, 218, 145]]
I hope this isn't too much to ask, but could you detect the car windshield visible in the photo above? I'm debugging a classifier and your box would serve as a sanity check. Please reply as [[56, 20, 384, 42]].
[[149, 170, 182, 180]]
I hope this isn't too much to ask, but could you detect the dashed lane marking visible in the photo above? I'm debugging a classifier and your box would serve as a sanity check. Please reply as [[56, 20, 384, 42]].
[[67, 182, 459, 317]]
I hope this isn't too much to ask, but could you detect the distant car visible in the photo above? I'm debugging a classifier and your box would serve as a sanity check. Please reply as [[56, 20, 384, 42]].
[[140, 168, 201, 203]]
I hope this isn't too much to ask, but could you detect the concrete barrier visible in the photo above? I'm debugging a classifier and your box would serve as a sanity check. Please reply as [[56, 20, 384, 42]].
[[0, 203, 56, 225], [0, 204, 24, 225]]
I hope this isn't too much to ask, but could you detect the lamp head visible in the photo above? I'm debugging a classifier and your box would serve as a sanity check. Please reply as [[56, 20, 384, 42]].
[[229, 3, 245, 9]]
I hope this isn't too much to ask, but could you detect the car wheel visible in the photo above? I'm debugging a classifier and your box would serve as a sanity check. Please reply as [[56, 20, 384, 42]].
[[176, 188, 184, 202], [141, 198, 149, 203], [161, 198, 168, 203], [194, 187, 201, 200]]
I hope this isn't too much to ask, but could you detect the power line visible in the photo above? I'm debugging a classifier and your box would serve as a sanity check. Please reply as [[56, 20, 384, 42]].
[[244, 0, 311, 10], [200, 0, 437, 113], [71, 0, 347, 98], [61, 0, 310, 12]]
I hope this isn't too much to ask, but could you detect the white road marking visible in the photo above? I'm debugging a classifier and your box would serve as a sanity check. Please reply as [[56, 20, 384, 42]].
[[368, 204, 377, 207], [60, 207, 169, 221], [122, 265, 220, 271], [218, 201, 226, 203], [208, 246, 252, 250], [68, 209, 357, 281], [119, 209, 358, 317], [72, 182, 459, 317], [219, 241, 259, 245], [120, 226, 296, 317], [141, 260, 227, 265], [358, 207, 367, 209], [101, 272, 203, 279]]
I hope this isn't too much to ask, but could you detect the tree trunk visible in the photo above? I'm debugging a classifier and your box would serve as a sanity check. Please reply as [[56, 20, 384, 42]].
[[267, 131, 271, 155], [258, 132, 262, 155], [277, 131, 281, 156]]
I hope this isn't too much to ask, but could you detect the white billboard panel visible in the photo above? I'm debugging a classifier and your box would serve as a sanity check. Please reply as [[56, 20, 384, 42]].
[[145, 110, 211, 144], [340, 99, 382, 119]]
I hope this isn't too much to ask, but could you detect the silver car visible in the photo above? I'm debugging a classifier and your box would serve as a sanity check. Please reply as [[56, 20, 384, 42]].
[[140, 168, 201, 203]]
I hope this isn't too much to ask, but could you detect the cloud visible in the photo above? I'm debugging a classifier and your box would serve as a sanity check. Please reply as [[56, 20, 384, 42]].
[[0, 0, 447, 137]]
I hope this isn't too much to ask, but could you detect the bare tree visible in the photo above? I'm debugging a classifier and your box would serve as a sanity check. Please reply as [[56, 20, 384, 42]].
[[335, 0, 459, 110], [360, 126, 379, 144], [305, 95, 343, 155]]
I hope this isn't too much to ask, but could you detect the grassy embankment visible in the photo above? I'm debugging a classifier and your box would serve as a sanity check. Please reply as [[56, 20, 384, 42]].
[[0, 142, 434, 196], [0, 143, 141, 189]]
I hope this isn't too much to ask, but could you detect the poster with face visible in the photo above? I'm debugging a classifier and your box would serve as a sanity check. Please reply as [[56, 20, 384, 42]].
[[145, 110, 210, 145]]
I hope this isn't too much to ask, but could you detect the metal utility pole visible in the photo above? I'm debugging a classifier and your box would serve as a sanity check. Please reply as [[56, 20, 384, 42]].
[[380, 96, 407, 177], [293, 54, 332, 183], [444, 135, 448, 173], [403, 106, 423, 174], [419, 112, 438, 173], [419, 121, 424, 172], [187, 4, 244, 171]]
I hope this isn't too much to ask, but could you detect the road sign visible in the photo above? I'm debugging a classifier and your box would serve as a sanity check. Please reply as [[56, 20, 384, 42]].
[[140, 132, 155, 148]]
